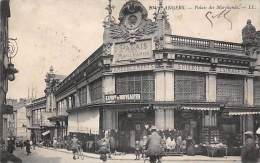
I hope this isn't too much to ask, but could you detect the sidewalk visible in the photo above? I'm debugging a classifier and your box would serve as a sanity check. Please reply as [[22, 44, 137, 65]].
[[40, 146, 241, 161]]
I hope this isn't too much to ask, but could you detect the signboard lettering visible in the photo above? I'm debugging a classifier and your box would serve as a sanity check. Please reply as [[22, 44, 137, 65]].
[[105, 94, 141, 103], [217, 67, 248, 75], [174, 63, 210, 72], [113, 40, 152, 61], [111, 64, 155, 73]]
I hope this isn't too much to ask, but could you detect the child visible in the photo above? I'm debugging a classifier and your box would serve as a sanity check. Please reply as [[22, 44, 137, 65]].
[[135, 140, 141, 160]]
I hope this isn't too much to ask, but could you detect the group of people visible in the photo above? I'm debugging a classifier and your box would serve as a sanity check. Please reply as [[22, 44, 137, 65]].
[[3, 137, 33, 156]]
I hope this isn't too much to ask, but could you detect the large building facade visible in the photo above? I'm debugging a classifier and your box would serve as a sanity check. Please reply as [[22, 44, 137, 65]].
[[52, 0, 260, 152]]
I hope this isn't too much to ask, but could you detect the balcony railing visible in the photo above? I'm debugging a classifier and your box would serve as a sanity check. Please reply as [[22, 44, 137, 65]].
[[165, 35, 245, 53]]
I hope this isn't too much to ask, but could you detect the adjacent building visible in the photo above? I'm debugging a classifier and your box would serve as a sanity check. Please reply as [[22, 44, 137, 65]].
[[26, 67, 65, 143], [5, 98, 30, 139]]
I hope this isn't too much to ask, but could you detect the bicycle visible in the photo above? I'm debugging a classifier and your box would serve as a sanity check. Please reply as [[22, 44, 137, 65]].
[[144, 155, 162, 163], [72, 146, 84, 160]]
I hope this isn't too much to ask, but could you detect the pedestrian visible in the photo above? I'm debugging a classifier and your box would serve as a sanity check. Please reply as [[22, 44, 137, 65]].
[[53, 138, 57, 149], [98, 137, 110, 163], [20, 140, 24, 150], [256, 127, 260, 156], [135, 140, 141, 160], [7, 137, 15, 154], [71, 134, 79, 160], [186, 136, 195, 156], [32, 138, 36, 150], [181, 139, 187, 154], [145, 126, 163, 163], [25, 140, 31, 156], [176, 135, 182, 153], [241, 131, 258, 163]]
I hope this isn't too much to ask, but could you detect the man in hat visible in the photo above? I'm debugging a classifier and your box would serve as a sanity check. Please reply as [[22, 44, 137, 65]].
[[241, 131, 258, 163], [71, 134, 79, 160], [145, 126, 163, 163]]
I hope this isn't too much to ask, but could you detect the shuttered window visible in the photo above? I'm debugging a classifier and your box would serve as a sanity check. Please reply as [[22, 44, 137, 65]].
[[175, 71, 206, 102], [216, 75, 244, 105], [115, 72, 155, 101], [254, 79, 260, 105]]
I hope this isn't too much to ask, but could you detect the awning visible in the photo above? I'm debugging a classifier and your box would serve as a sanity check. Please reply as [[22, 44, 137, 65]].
[[42, 130, 50, 136], [181, 106, 220, 111], [228, 111, 260, 116], [68, 109, 100, 134]]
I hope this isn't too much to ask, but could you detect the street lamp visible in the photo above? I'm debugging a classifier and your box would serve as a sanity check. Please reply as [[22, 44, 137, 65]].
[[5, 38, 18, 81]]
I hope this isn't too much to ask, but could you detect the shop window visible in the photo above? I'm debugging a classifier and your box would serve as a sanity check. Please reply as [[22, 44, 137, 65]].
[[216, 75, 244, 105], [254, 79, 260, 105], [175, 71, 206, 102], [90, 79, 102, 103], [115, 72, 155, 101]]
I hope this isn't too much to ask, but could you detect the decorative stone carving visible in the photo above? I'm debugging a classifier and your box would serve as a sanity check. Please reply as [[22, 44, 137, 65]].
[[109, 19, 157, 43], [105, 0, 157, 43], [103, 43, 112, 56]]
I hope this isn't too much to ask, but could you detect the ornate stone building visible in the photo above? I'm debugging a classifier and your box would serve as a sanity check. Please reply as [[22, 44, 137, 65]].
[[53, 0, 260, 152], [26, 67, 65, 143]]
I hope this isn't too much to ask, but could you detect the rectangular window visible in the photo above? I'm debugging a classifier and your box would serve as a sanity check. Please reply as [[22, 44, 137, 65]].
[[175, 71, 206, 102], [216, 75, 244, 105], [115, 72, 155, 101], [254, 79, 260, 105], [90, 79, 102, 103], [79, 86, 87, 106], [68, 96, 72, 109]]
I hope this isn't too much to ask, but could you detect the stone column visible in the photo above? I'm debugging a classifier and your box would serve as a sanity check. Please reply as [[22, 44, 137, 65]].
[[102, 73, 117, 130], [206, 72, 217, 102], [155, 70, 175, 129], [155, 70, 174, 101], [244, 75, 254, 132], [102, 73, 115, 99]]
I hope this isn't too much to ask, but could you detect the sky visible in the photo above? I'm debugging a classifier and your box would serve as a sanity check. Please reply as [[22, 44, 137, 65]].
[[7, 0, 260, 99]]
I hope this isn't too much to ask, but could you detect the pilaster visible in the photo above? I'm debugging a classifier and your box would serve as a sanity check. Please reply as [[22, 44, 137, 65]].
[[244, 75, 254, 106], [206, 72, 217, 102], [155, 69, 174, 101]]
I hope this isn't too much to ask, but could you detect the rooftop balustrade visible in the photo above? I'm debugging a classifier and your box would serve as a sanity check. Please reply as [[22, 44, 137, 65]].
[[165, 35, 245, 53]]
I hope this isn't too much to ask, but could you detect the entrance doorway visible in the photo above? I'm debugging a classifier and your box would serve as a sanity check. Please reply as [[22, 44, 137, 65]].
[[118, 110, 155, 152]]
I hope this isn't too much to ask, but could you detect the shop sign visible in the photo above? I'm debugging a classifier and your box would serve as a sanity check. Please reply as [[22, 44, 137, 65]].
[[113, 40, 152, 61], [216, 67, 248, 75], [111, 64, 155, 73], [105, 94, 141, 103], [174, 63, 210, 72]]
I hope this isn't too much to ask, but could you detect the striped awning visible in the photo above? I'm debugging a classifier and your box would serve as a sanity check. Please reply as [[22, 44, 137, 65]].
[[181, 106, 220, 111], [228, 111, 260, 116]]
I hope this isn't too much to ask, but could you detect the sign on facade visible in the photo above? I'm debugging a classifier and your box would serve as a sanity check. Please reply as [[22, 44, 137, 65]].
[[105, 94, 141, 103], [113, 40, 153, 62]]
